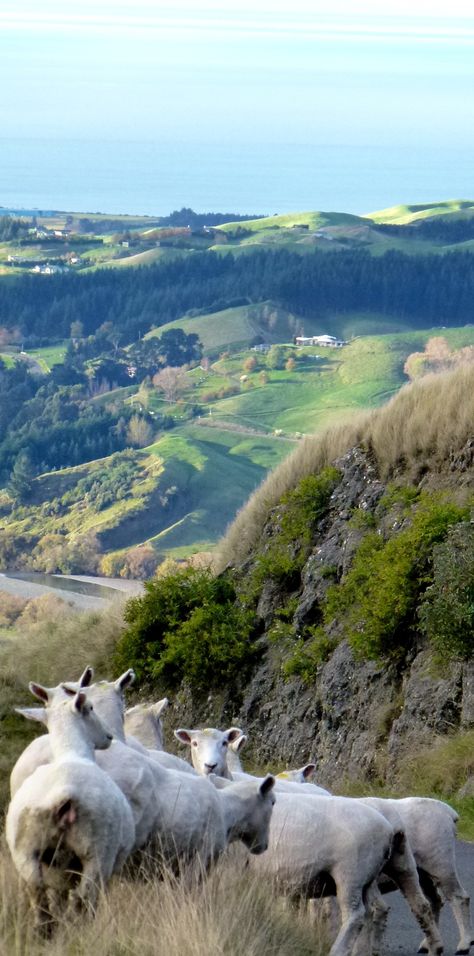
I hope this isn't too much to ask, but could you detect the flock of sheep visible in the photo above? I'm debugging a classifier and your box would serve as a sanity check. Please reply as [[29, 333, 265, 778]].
[[5, 665, 473, 956]]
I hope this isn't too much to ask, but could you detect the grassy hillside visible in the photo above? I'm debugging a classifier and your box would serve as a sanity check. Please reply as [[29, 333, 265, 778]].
[[4, 324, 474, 568], [367, 199, 474, 224], [145, 301, 303, 355]]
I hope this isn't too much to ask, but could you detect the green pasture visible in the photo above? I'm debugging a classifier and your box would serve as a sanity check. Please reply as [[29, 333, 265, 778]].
[[26, 343, 67, 371], [367, 199, 474, 225], [145, 301, 301, 355]]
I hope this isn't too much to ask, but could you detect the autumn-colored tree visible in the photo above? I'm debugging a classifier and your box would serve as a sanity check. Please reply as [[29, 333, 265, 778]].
[[285, 357, 296, 371], [126, 415, 154, 448], [121, 545, 159, 580], [259, 370, 269, 385], [153, 365, 188, 402], [243, 356, 257, 373]]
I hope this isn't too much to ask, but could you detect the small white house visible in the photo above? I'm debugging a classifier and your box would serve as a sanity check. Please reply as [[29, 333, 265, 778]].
[[295, 334, 345, 348]]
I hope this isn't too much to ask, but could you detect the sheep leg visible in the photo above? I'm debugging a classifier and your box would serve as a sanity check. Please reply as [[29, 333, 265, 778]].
[[443, 875, 472, 956], [384, 849, 443, 955], [27, 885, 54, 937], [364, 883, 390, 956], [68, 859, 102, 915], [329, 881, 367, 956], [417, 872, 443, 954]]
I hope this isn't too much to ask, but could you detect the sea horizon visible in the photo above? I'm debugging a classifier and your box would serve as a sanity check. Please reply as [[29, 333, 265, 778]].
[[1, 137, 473, 218]]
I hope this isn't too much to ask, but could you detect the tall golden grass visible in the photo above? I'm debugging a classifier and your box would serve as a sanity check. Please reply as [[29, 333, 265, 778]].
[[0, 843, 327, 955], [216, 365, 474, 569]]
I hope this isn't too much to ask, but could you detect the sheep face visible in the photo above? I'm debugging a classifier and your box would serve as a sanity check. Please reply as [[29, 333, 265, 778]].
[[174, 727, 243, 777]]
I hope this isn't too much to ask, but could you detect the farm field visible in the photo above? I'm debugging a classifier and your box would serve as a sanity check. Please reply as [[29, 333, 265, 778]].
[[5, 323, 474, 566]]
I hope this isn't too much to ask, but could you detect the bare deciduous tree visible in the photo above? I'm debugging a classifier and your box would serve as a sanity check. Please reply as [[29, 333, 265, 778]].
[[153, 365, 188, 402]]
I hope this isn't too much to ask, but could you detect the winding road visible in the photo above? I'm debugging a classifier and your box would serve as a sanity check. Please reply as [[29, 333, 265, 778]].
[[384, 841, 474, 956]]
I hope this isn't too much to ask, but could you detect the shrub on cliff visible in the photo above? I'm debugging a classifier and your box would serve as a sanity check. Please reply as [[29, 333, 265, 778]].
[[418, 521, 474, 660], [325, 494, 469, 660], [115, 566, 257, 691]]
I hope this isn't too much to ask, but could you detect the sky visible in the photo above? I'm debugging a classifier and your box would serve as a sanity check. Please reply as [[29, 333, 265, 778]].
[[2, 0, 474, 148]]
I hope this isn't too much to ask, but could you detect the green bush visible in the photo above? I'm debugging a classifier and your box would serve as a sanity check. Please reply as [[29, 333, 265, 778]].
[[418, 521, 474, 660], [325, 495, 469, 659], [115, 566, 258, 692]]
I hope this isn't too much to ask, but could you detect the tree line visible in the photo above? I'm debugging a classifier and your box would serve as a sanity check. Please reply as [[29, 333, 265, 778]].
[[1, 247, 474, 347]]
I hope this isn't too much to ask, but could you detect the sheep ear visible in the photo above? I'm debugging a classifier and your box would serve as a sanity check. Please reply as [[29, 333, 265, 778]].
[[259, 775, 275, 798], [28, 682, 50, 704], [174, 729, 193, 746], [15, 706, 48, 725], [153, 698, 169, 717], [74, 691, 87, 712], [115, 669, 135, 692], [301, 763, 316, 781], [226, 727, 244, 744], [79, 665, 94, 687], [61, 684, 77, 697], [231, 734, 247, 754]]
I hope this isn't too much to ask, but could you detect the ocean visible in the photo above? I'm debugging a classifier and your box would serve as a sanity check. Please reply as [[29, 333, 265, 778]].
[[1, 138, 472, 217]]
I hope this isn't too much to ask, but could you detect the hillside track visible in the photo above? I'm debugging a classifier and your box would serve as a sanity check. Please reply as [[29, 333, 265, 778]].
[[384, 840, 474, 956]]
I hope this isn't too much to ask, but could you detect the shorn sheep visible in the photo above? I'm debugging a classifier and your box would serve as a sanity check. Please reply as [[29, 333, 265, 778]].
[[6, 684, 135, 930], [124, 698, 169, 750], [12, 672, 276, 871], [282, 764, 473, 955]]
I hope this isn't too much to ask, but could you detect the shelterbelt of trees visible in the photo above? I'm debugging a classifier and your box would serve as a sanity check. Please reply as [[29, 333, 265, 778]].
[[1, 247, 474, 344]]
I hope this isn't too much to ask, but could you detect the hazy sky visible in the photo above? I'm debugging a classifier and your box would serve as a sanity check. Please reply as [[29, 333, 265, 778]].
[[2, 0, 474, 147]]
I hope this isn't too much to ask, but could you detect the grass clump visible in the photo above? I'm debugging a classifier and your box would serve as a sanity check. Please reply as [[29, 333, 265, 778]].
[[325, 494, 469, 660], [281, 627, 335, 682], [115, 566, 258, 692]]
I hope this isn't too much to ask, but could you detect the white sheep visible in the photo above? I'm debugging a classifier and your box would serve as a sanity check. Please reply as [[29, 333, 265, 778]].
[[12, 672, 273, 865], [6, 685, 135, 930], [212, 778, 404, 956], [123, 698, 197, 774], [267, 763, 471, 954], [175, 726, 244, 777], [124, 698, 169, 750], [175, 725, 331, 795]]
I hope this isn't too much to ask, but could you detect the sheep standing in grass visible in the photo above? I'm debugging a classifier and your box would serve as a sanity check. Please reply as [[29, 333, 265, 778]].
[[6, 685, 135, 930]]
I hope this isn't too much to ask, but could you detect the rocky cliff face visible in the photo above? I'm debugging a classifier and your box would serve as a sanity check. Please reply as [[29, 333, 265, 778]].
[[170, 445, 474, 788]]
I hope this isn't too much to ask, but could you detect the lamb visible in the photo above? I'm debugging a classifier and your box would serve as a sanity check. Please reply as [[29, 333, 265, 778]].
[[6, 684, 135, 930]]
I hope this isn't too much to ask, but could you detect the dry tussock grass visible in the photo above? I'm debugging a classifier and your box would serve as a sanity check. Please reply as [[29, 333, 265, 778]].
[[217, 365, 474, 569], [0, 845, 327, 956]]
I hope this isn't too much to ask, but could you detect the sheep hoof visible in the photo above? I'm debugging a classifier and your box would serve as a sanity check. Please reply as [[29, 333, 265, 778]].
[[417, 948, 428, 954], [455, 949, 470, 955]]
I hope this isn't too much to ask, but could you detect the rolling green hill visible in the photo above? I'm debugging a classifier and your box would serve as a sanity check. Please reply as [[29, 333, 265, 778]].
[[145, 302, 303, 355], [367, 199, 474, 224]]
